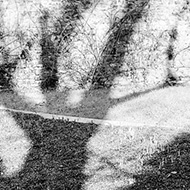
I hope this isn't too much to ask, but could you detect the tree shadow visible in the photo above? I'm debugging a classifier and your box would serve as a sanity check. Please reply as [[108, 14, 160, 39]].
[[74, 80, 169, 120], [0, 111, 99, 190], [118, 132, 190, 190], [0, 46, 18, 92], [111, 83, 168, 106]]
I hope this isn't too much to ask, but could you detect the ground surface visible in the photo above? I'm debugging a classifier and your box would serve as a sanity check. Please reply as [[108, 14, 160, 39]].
[[1, 84, 190, 190], [0, 111, 190, 190], [0, 111, 98, 190]]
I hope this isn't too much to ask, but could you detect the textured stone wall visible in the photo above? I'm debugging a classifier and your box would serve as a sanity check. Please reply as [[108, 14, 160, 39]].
[[57, 0, 126, 90], [1, 1, 42, 104], [0, 0, 62, 105], [110, 0, 190, 98], [1, 0, 190, 98]]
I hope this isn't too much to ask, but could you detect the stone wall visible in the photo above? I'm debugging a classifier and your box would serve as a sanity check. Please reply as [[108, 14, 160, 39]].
[[0, 0, 62, 105], [111, 0, 190, 98], [1, 0, 190, 98], [57, 0, 126, 90]]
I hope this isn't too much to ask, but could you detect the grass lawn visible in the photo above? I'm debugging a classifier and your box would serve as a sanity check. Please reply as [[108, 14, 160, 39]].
[[0, 110, 190, 189], [1, 84, 190, 189], [0, 88, 113, 119], [1, 84, 190, 127], [0, 110, 98, 190]]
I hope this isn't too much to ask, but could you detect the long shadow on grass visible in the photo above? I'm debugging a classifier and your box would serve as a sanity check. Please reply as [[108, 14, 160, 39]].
[[120, 132, 190, 190], [0, 111, 99, 190], [75, 83, 165, 119]]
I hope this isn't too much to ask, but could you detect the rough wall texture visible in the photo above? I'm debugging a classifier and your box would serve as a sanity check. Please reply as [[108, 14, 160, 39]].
[[57, 0, 126, 90], [57, 0, 190, 92], [0, 0, 62, 105], [110, 0, 190, 98], [0, 0, 43, 105], [1, 0, 190, 98]]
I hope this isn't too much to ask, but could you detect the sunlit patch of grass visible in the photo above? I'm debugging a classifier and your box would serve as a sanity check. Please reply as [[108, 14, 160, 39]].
[[106, 85, 190, 127], [84, 122, 190, 189], [0, 109, 31, 178], [66, 89, 86, 108], [1, 109, 190, 189], [1, 85, 190, 126]]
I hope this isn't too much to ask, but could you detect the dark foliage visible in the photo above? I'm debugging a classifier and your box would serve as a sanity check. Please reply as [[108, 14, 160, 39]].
[[164, 27, 179, 87], [91, 0, 150, 89], [1, 111, 190, 190], [39, 12, 59, 92], [39, 1, 92, 92], [163, 72, 179, 87], [166, 45, 174, 61], [0, 53, 18, 92]]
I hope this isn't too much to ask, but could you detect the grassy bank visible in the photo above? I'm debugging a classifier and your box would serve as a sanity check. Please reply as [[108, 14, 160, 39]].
[[0, 110, 190, 189]]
